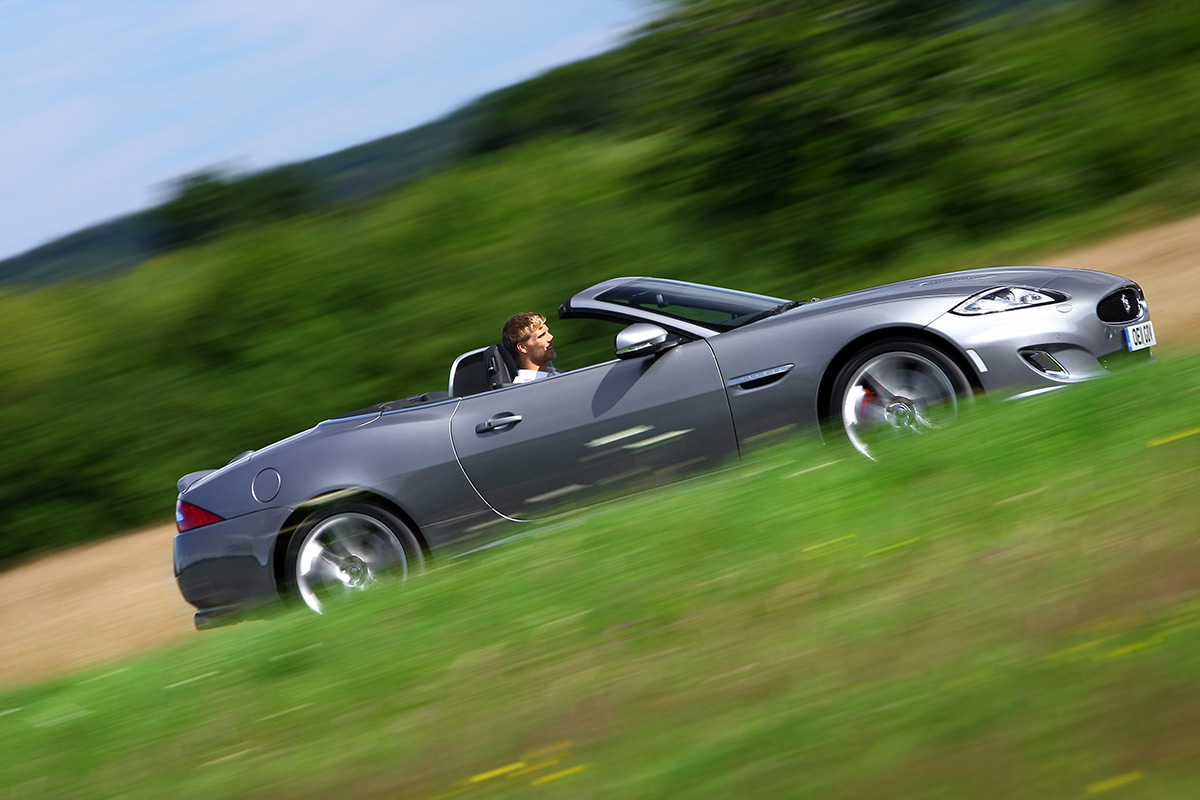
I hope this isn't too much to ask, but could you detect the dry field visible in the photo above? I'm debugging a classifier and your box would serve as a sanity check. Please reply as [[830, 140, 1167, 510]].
[[2, 214, 1197, 689]]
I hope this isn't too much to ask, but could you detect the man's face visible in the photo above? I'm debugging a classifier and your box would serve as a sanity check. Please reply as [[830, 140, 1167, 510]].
[[520, 323, 556, 367]]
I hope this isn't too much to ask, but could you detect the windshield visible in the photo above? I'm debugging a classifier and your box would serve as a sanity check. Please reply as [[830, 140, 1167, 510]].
[[596, 279, 788, 331]]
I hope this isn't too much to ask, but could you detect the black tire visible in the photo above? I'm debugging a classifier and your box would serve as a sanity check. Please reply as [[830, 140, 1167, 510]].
[[284, 502, 423, 614], [830, 339, 973, 460]]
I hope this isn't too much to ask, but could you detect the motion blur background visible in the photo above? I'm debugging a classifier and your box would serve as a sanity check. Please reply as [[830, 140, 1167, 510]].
[[4, 1, 1200, 796], [3, 0, 1198, 561]]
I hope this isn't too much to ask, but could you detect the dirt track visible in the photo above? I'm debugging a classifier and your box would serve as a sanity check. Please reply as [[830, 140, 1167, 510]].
[[2, 215, 1198, 689], [0, 524, 194, 688], [1052, 214, 1200, 345]]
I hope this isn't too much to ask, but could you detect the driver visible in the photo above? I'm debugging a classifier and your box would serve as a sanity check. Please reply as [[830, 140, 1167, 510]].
[[502, 312, 561, 383]]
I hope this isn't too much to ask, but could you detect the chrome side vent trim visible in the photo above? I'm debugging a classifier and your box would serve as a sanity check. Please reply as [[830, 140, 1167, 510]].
[[1020, 349, 1069, 379], [726, 363, 794, 390]]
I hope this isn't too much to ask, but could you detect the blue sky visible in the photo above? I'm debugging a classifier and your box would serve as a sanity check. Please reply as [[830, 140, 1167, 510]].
[[0, 0, 647, 261]]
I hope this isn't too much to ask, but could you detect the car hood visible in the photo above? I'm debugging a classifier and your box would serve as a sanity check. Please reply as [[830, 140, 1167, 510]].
[[813, 266, 1077, 309]]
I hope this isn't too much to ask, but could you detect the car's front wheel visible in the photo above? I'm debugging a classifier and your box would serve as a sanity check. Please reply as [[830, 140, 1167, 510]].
[[285, 502, 423, 614], [831, 340, 973, 460]]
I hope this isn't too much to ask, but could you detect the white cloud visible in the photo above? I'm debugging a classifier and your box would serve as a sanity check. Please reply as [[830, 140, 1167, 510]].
[[0, 0, 644, 260]]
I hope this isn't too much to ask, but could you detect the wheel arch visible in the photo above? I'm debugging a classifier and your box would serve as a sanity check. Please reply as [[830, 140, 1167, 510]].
[[815, 326, 983, 430], [272, 488, 431, 598]]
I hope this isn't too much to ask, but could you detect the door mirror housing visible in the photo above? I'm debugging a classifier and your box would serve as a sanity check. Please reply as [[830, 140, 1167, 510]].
[[614, 323, 683, 359]]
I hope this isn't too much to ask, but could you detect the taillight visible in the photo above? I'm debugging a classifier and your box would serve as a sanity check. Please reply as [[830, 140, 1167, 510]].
[[176, 500, 224, 532]]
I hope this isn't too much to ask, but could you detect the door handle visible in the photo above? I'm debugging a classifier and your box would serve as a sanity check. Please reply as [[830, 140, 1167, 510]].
[[475, 413, 523, 434]]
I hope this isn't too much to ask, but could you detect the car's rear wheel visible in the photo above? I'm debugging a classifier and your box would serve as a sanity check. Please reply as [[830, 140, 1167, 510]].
[[285, 502, 423, 614], [831, 340, 973, 460]]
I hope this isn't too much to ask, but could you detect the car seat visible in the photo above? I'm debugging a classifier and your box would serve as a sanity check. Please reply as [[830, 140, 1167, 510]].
[[484, 343, 519, 389]]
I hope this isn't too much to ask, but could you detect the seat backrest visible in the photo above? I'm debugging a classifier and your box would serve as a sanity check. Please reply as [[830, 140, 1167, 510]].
[[484, 343, 519, 390], [448, 347, 488, 397], [448, 344, 520, 396]]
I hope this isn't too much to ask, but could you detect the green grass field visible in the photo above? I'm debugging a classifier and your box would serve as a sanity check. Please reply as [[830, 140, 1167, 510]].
[[2, 351, 1196, 798]]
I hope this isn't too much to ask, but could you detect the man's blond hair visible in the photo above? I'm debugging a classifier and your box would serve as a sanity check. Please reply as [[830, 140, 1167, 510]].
[[501, 312, 546, 355]]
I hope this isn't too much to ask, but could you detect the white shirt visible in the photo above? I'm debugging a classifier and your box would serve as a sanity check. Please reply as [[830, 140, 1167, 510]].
[[512, 364, 561, 384]]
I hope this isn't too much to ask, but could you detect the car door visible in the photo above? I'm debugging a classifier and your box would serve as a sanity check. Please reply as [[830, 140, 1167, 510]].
[[449, 340, 737, 520]]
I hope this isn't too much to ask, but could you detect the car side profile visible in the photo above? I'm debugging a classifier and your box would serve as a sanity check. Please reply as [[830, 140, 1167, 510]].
[[174, 268, 1155, 627]]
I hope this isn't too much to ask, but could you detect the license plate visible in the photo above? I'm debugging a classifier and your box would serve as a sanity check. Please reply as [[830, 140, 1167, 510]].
[[1124, 321, 1156, 352]]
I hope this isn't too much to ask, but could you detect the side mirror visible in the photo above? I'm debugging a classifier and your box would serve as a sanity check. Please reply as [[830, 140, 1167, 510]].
[[614, 323, 682, 360]]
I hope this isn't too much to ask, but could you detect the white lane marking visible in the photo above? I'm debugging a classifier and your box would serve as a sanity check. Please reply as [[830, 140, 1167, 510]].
[[79, 668, 129, 684], [164, 671, 219, 689], [787, 461, 838, 478], [28, 704, 91, 728]]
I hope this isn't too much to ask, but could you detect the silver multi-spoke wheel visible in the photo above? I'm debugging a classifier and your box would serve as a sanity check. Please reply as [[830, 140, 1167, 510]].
[[289, 504, 419, 614], [834, 342, 971, 460]]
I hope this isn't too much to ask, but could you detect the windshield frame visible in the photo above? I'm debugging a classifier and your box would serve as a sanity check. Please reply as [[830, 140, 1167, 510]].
[[592, 278, 790, 333]]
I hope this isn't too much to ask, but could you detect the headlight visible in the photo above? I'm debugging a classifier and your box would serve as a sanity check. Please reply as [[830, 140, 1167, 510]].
[[951, 286, 1069, 315]]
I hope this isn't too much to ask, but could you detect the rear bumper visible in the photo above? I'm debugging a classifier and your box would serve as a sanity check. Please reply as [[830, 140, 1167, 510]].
[[174, 506, 293, 628]]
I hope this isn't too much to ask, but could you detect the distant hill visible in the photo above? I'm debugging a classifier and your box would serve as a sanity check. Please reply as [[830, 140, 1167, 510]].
[[0, 211, 163, 286], [0, 108, 479, 287], [301, 108, 479, 205]]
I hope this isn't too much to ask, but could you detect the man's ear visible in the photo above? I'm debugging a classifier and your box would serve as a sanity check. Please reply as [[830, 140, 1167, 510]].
[[516, 341, 528, 355]]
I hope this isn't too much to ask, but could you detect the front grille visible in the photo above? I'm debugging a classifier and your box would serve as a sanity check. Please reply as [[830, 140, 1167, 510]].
[[1097, 287, 1141, 323]]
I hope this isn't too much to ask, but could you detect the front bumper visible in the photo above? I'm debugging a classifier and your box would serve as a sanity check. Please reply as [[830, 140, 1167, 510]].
[[927, 286, 1155, 400]]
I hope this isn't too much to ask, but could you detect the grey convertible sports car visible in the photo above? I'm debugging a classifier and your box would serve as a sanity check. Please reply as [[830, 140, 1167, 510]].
[[175, 268, 1155, 627]]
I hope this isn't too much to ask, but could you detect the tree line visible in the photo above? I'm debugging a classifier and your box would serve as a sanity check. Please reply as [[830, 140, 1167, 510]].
[[467, 0, 1200, 270]]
